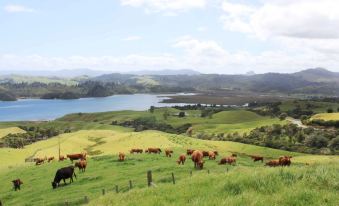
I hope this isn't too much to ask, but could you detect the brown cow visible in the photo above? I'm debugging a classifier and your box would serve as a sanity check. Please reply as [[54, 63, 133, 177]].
[[118, 152, 125, 161], [176, 154, 186, 165], [231, 153, 237, 157], [48, 157, 55, 163], [34, 157, 46, 165], [12, 179, 23, 191], [250, 155, 264, 162], [165, 149, 173, 157], [186, 149, 195, 155], [145, 148, 162, 154], [67, 153, 87, 162], [130, 149, 143, 154], [208, 151, 216, 160], [202, 151, 209, 158], [279, 156, 292, 166], [191, 150, 204, 169], [265, 160, 280, 167], [219, 157, 236, 165], [213, 151, 219, 156], [75, 160, 87, 172], [59, 155, 66, 161]]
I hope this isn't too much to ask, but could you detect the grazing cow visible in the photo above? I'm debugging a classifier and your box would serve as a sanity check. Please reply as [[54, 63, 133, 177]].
[[202, 151, 209, 158], [34, 157, 46, 165], [213, 151, 219, 156], [67, 153, 86, 162], [265, 160, 280, 167], [279, 156, 292, 167], [145, 148, 162, 154], [12, 179, 23, 191], [51, 166, 77, 189], [59, 155, 66, 161], [48, 157, 55, 163], [130, 149, 143, 154], [176, 154, 186, 165], [165, 149, 173, 157], [250, 155, 264, 162], [186, 149, 195, 155], [191, 150, 204, 169], [118, 152, 125, 161], [219, 157, 236, 165], [208, 151, 216, 160], [75, 160, 87, 172]]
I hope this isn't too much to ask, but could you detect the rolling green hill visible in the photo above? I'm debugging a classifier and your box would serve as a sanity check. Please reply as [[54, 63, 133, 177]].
[[311, 113, 339, 121], [59, 109, 285, 135], [0, 127, 338, 206], [0, 127, 25, 139]]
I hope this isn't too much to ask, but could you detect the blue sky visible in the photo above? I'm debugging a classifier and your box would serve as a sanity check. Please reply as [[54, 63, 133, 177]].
[[1, 0, 339, 74]]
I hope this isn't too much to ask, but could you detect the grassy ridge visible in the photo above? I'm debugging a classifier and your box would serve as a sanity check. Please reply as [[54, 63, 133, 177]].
[[59, 109, 285, 135], [311, 112, 339, 121], [0, 127, 25, 138], [0, 129, 338, 205]]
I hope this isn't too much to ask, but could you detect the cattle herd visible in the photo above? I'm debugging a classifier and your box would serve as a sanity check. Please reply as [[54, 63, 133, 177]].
[[11, 149, 293, 192]]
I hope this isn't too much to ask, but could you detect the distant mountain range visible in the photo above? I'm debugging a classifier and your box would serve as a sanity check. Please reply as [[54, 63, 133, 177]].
[[1, 68, 339, 101], [0, 69, 200, 77], [0, 69, 108, 78], [124, 69, 201, 76]]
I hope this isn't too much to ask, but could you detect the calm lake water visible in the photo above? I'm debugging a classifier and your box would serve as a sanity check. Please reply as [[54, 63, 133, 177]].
[[0, 94, 188, 121]]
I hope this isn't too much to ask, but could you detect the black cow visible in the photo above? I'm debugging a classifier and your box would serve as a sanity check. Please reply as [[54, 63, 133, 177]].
[[51, 166, 77, 189], [12, 179, 23, 191]]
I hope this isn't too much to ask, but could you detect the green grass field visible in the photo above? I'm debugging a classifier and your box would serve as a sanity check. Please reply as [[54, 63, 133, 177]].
[[59, 109, 285, 135], [311, 112, 339, 121], [0, 127, 338, 206], [0, 127, 25, 139]]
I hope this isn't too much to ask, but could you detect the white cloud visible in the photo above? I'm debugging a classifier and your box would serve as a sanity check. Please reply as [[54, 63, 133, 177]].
[[2, 37, 339, 74], [197, 26, 207, 32], [220, 0, 339, 58], [120, 0, 206, 14], [4, 4, 35, 13], [122, 35, 142, 41], [221, 0, 339, 40]]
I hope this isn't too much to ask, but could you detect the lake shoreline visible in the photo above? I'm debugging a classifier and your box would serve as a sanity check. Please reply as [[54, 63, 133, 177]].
[[0, 93, 190, 122]]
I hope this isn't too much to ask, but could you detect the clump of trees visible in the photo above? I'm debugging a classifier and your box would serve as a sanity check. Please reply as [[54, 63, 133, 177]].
[[219, 124, 339, 154], [309, 119, 339, 128], [112, 116, 191, 134]]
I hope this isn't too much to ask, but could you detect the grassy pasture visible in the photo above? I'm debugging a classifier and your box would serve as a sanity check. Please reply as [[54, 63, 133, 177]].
[[0, 127, 25, 138], [59, 109, 285, 135], [0, 129, 338, 205], [311, 112, 339, 121], [90, 164, 339, 206]]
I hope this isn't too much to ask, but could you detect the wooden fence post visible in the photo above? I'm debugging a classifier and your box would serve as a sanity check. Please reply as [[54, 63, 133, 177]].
[[115, 185, 119, 193], [102, 189, 105, 195], [147, 170, 152, 187], [84, 196, 89, 204], [190, 170, 192, 177], [129, 180, 133, 189], [171, 172, 175, 184]]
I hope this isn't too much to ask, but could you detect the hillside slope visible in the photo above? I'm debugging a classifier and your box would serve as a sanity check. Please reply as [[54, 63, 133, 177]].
[[0, 128, 338, 206]]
